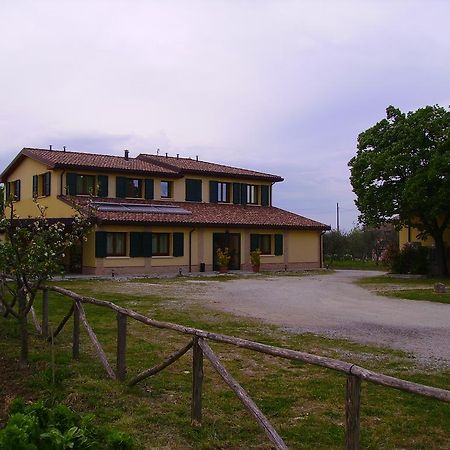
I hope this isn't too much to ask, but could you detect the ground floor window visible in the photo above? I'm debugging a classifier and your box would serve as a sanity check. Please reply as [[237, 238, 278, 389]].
[[259, 234, 272, 254], [152, 233, 170, 256], [250, 233, 283, 256], [106, 232, 126, 256]]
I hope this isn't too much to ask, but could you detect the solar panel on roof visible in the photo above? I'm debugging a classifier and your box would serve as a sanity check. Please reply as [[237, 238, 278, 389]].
[[92, 202, 191, 215]]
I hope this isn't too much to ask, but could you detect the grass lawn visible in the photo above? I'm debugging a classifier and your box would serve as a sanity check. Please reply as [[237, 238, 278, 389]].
[[1, 278, 449, 449], [358, 274, 450, 305]]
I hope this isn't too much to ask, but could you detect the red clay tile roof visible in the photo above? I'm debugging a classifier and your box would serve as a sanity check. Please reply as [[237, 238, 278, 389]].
[[64, 196, 329, 230], [1, 148, 180, 181], [137, 154, 283, 182]]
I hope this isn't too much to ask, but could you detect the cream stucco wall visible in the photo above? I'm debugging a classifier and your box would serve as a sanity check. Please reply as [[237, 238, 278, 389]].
[[288, 230, 321, 264], [399, 226, 434, 248], [84, 225, 322, 274], [4, 158, 75, 218]]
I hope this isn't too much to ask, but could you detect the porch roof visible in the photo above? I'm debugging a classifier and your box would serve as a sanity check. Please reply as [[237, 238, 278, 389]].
[[63, 196, 330, 231]]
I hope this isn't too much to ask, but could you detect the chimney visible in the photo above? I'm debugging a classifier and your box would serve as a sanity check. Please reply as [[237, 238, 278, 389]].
[[196, 155, 198, 161], [176, 153, 179, 159], [165, 152, 168, 158], [49, 145, 52, 150], [63, 146, 66, 152], [124, 149, 129, 160]]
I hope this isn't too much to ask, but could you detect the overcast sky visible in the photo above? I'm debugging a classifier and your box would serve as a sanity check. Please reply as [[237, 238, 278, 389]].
[[1, 1, 449, 230]]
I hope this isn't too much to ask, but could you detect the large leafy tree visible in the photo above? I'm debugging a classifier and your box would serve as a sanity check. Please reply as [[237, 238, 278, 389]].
[[349, 105, 450, 275]]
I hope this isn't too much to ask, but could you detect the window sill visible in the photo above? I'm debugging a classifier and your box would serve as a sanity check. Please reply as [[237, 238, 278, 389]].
[[105, 256, 129, 259], [152, 255, 172, 259]]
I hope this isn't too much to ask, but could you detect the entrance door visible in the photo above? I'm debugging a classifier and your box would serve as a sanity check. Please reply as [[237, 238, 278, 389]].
[[213, 233, 241, 270]]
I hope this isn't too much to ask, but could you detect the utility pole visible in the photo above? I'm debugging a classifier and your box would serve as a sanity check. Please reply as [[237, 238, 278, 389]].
[[336, 202, 340, 232]]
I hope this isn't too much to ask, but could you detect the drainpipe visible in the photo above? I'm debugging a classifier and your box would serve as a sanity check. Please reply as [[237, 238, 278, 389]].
[[189, 228, 196, 272]]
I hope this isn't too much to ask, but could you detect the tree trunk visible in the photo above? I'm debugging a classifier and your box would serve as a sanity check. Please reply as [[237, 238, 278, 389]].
[[433, 233, 448, 276], [18, 291, 29, 368]]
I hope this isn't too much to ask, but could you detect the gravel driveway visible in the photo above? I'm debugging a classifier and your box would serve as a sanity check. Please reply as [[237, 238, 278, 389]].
[[192, 270, 450, 367]]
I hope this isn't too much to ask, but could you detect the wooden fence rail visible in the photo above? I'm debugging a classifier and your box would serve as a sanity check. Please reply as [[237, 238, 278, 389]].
[[35, 285, 450, 450]]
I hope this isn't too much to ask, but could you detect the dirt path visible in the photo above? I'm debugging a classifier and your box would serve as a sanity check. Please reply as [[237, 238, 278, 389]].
[[185, 271, 450, 367]]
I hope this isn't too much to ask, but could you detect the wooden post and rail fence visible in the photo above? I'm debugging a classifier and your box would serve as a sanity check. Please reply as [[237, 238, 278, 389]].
[[25, 286, 450, 449]]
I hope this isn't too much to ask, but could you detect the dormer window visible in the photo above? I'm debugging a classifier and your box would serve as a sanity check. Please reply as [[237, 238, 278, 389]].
[[116, 177, 142, 198], [217, 182, 230, 203], [246, 184, 258, 204], [160, 180, 173, 198], [77, 175, 96, 195], [66, 173, 108, 197], [126, 178, 142, 198]]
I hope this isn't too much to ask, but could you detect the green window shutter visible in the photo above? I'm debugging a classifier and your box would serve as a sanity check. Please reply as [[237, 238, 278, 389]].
[[240, 183, 248, 205], [66, 173, 77, 195], [250, 234, 260, 252], [233, 183, 241, 204], [44, 172, 51, 196], [32, 175, 38, 197], [144, 178, 154, 200], [130, 232, 143, 257], [116, 177, 126, 198], [185, 179, 202, 202], [261, 185, 269, 207], [95, 231, 107, 258], [274, 234, 283, 256], [173, 232, 184, 257], [97, 175, 108, 197], [142, 232, 152, 257], [209, 181, 218, 203]]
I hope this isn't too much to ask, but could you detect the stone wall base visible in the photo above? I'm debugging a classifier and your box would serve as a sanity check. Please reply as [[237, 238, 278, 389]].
[[83, 261, 320, 276], [241, 262, 320, 271]]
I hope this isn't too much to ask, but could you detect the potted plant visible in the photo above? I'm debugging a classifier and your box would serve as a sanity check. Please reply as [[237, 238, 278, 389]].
[[216, 247, 231, 273], [250, 248, 261, 272]]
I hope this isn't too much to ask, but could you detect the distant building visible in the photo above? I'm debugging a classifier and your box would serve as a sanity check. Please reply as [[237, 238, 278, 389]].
[[1, 147, 330, 275]]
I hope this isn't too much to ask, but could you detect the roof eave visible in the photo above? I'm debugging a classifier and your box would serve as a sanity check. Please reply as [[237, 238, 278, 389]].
[[178, 168, 283, 182], [1, 148, 55, 182], [51, 163, 182, 178], [96, 217, 329, 230]]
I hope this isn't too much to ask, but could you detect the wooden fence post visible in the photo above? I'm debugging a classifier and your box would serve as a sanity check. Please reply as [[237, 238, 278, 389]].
[[42, 288, 49, 338], [73, 302, 80, 359], [345, 374, 361, 450], [18, 291, 28, 368], [191, 336, 203, 427], [116, 312, 127, 381]]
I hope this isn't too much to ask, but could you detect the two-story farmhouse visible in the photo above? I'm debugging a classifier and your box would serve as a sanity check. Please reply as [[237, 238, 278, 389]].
[[1, 147, 330, 275]]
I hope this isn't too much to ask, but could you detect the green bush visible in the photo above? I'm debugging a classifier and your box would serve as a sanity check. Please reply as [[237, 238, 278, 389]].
[[0, 399, 134, 450], [390, 243, 429, 274]]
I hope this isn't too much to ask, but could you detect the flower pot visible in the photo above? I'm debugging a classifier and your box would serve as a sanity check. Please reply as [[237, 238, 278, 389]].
[[252, 264, 260, 273], [219, 265, 228, 273]]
